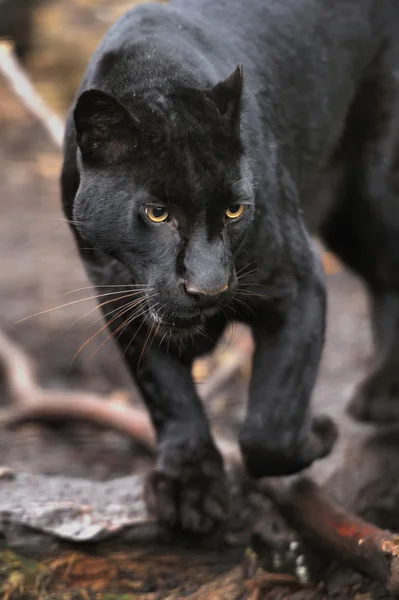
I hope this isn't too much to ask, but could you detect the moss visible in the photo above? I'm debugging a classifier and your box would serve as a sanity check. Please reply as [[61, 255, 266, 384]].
[[101, 595, 137, 600], [0, 550, 44, 599]]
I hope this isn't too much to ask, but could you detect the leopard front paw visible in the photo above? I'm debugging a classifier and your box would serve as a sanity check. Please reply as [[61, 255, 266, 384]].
[[240, 414, 338, 478], [144, 445, 229, 534]]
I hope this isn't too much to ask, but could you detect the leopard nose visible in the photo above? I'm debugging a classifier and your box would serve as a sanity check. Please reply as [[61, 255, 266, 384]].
[[184, 282, 228, 297]]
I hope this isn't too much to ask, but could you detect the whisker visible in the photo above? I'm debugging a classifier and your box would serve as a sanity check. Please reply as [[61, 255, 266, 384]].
[[151, 321, 162, 350], [69, 297, 149, 365], [122, 313, 149, 359], [237, 269, 259, 281], [233, 296, 255, 314], [89, 299, 150, 360], [16, 289, 147, 323], [236, 261, 258, 277], [83, 295, 152, 334], [179, 334, 187, 355], [35, 217, 86, 225], [109, 296, 155, 340], [84, 291, 158, 360], [115, 303, 151, 342], [189, 328, 198, 351], [237, 290, 271, 301], [111, 296, 161, 360], [219, 323, 237, 356], [64, 292, 154, 333], [155, 302, 168, 321], [139, 320, 155, 365], [98, 307, 148, 364], [197, 325, 214, 344], [238, 281, 271, 292], [167, 332, 172, 355], [23, 222, 69, 245], [19, 218, 86, 247], [88, 292, 157, 328], [227, 304, 239, 318], [63, 284, 150, 294], [159, 331, 168, 347]]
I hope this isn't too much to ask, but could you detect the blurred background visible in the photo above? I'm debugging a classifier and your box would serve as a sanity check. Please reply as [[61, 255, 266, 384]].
[[1, 0, 151, 112]]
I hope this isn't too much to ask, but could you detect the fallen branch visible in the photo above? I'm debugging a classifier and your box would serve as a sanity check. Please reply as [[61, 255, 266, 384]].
[[0, 41, 64, 148], [0, 329, 156, 451], [262, 477, 399, 596]]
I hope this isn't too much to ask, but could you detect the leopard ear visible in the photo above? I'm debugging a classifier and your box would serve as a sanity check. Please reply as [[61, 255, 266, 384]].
[[206, 64, 243, 122], [74, 89, 138, 163]]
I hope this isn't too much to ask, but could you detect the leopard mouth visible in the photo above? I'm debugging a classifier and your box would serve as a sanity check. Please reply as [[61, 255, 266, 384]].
[[148, 307, 204, 330]]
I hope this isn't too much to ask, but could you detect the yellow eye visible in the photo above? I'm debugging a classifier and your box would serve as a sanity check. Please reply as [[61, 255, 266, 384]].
[[226, 204, 245, 219], [145, 206, 169, 223]]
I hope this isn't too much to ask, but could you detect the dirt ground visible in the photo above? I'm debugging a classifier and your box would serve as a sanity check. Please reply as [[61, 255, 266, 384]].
[[1, 1, 399, 598]]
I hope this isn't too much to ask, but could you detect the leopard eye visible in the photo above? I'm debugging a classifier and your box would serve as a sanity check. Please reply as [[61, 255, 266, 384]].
[[226, 204, 245, 220], [145, 206, 169, 223]]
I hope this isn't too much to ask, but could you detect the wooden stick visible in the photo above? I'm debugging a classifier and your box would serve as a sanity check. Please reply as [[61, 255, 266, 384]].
[[262, 477, 399, 595], [0, 41, 64, 148], [5, 395, 156, 449], [0, 329, 155, 449]]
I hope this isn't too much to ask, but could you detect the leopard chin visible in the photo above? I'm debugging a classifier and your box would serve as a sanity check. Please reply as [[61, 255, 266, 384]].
[[147, 306, 206, 337]]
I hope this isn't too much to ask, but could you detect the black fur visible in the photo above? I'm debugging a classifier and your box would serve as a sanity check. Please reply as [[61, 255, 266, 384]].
[[61, 0, 399, 532]]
